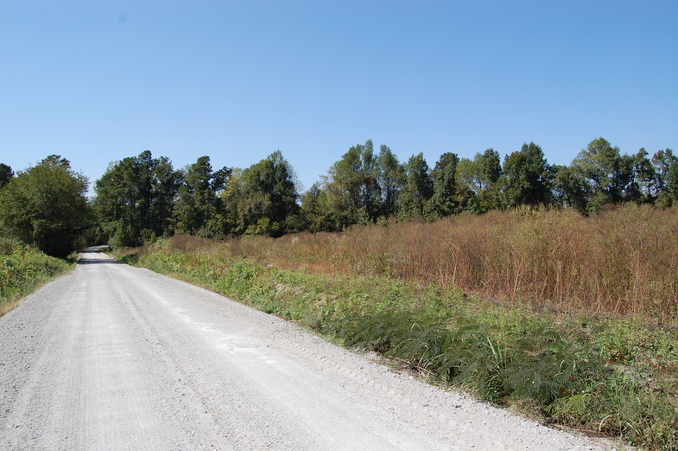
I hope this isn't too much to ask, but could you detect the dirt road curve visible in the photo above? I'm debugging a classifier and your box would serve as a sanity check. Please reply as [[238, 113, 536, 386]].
[[0, 249, 613, 450]]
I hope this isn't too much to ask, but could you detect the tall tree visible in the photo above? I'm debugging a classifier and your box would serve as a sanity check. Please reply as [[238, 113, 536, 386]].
[[632, 148, 657, 202], [456, 149, 502, 213], [229, 150, 300, 236], [552, 164, 588, 212], [325, 140, 382, 227], [152, 156, 182, 235], [175, 156, 231, 236], [94, 150, 181, 246], [376, 145, 405, 218], [651, 149, 678, 205], [668, 159, 678, 202], [0, 155, 90, 257], [299, 182, 339, 233], [571, 138, 643, 211], [0, 163, 14, 189], [473, 149, 503, 212], [428, 152, 460, 218], [398, 153, 433, 220], [501, 142, 553, 208]]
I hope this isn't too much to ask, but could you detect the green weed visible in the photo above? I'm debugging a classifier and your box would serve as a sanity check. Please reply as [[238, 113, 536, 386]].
[[0, 238, 73, 316]]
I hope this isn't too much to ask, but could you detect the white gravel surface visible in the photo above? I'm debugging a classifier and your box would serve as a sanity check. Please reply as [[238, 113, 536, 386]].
[[0, 249, 617, 450]]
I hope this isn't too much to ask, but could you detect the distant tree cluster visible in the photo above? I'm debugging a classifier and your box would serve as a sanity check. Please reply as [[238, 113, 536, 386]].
[[1, 137, 676, 254], [299, 138, 677, 231], [91, 150, 300, 246]]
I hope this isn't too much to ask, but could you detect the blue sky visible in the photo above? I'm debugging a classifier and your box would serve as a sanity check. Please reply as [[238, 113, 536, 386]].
[[1, 1, 676, 194]]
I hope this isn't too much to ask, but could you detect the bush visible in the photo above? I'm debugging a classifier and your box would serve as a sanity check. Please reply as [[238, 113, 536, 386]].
[[0, 238, 72, 315]]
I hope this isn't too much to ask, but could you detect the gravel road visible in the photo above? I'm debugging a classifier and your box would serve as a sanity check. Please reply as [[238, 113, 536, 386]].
[[0, 249, 616, 450]]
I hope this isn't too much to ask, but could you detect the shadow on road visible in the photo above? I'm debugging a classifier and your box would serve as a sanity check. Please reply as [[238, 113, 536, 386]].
[[78, 245, 123, 265], [77, 257, 123, 265], [81, 245, 111, 253]]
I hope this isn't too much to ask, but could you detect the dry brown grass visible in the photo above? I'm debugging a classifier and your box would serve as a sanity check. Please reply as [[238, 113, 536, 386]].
[[184, 204, 678, 324]]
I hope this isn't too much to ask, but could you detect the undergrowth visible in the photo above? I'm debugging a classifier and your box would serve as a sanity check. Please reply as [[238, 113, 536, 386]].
[[0, 238, 73, 316], [116, 238, 678, 450]]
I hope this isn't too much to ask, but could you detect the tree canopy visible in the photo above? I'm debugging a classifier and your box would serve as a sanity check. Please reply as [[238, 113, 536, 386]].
[[174, 155, 231, 237], [3, 136, 675, 253], [501, 142, 553, 208], [0, 156, 90, 257], [94, 150, 182, 246], [223, 151, 299, 237]]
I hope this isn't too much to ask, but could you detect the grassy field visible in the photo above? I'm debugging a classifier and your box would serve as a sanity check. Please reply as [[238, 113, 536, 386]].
[[200, 204, 678, 325], [116, 205, 678, 450], [0, 238, 74, 316]]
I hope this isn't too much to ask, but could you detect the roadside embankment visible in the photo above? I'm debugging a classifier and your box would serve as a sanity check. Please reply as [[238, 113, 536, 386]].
[[0, 238, 73, 316]]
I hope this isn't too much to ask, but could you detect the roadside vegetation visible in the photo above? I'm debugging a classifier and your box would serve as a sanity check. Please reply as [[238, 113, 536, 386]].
[[116, 211, 678, 450], [2, 138, 677, 448], [215, 204, 678, 324], [0, 238, 74, 316]]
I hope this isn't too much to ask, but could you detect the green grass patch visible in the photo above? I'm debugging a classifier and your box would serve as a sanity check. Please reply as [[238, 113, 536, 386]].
[[115, 238, 678, 450], [0, 238, 74, 316]]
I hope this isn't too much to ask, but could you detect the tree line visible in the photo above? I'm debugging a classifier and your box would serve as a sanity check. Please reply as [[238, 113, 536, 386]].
[[0, 137, 676, 256]]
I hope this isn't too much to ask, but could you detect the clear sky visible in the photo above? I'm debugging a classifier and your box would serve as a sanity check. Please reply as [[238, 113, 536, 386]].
[[1, 0, 676, 194]]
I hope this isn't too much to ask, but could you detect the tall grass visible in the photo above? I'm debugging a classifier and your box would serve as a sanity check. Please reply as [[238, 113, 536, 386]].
[[206, 204, 678, 324], [0, 238, 73, 316]]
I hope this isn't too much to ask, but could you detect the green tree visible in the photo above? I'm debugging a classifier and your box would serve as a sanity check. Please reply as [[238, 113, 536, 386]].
[[501, 142, 552, 208], [229, 150, 300, 236], [571, 137, 620, 205], [570, 138, 645, 212], [175, 156, 231, 236], [456, 149, 502, 213], [0, 155, 91, 257], [0, 164, 14, 189], [668, 160, 678, 202], [398, 153, 433, 220], [454, 158, 480, 211], [652, 149, 676, 191], [376, 145, 405, 218], [470, 148, 503, 191], [152, 156, 182, 235], [552, 164, 588, 213], [632, 148, 657, 202], [428, 152, 460, 218], [325, 141, 382, 227], [94, 150, 181, 246], [651, 149, 678, 206], [299, 183, 340, 232], [474, 149, 503, 212]]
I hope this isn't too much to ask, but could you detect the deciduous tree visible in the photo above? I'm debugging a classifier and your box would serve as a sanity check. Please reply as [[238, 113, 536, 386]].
[[228, 150, 299, 236], [325, 141, 382, 227], [570, 138, 650, 212], [501, 142, 552, 208], [376, 145, 405, 218], [175, 156, 231, 236], [651, 149, 678, 206], [94, 150, 182, 246], [0, 156, 90, 257], [456, 149, 502, 213]]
